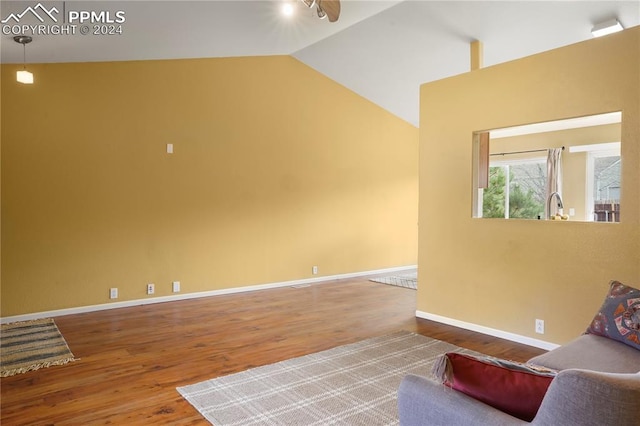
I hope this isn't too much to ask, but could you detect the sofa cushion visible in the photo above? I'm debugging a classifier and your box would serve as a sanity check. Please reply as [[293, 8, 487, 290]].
[[431, 352, 556, 422], [398, 374, 530, 426], [586, 280, 640, 350], [528, 334, 640, 373], [533, 370, 640, 426]]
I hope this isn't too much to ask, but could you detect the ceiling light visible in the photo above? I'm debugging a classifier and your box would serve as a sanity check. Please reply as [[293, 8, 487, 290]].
[[282, 2, 294, 17], [17, 70, 33, 84], [591, 19, 623, 37], [14, 35, 34, 84]]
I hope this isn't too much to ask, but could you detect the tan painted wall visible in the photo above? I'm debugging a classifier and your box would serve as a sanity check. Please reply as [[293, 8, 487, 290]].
[[419, 28, 639, 344], [1, 56, 418, 316]]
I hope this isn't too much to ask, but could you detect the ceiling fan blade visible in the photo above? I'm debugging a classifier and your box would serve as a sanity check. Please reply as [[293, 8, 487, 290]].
[[318, 0, 340, 22]]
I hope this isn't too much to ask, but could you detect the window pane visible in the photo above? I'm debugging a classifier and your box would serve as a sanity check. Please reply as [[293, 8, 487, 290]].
[[483, 166, 506, 218], [593, 155, 621, 222], [508, 163, 546, 219], [482, 162, 546, 219]]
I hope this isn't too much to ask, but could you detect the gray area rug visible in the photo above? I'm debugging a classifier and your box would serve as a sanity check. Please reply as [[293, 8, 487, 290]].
[[177, 331, 473, 425], [369, 272, 417, 290]]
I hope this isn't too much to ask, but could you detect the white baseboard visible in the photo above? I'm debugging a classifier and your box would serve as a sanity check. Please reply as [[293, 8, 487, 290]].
[[416, 310, 560, 351], [1, 265, 417, 324]]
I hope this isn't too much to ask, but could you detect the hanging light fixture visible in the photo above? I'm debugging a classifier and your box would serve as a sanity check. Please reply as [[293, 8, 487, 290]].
[[14, 35, 34, 84]]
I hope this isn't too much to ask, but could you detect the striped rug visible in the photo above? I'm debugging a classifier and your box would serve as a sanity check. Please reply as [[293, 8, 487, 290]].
[[178, 331, 474, 425], [1, 318, 77, 377], [370, 272, 417, 290]]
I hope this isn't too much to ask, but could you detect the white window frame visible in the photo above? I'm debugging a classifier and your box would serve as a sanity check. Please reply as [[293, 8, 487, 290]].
[[486, 156, 546, 219], [584, 143, 621, 222]]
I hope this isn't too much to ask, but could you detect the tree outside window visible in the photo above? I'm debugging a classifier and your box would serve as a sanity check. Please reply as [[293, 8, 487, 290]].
[[483, 161, 546, 219]]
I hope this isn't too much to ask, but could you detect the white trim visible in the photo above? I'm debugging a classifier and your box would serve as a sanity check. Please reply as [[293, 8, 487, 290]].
[[416, 310, 560, 351], [0, 265, 417, 324], [569, 142, 620, 154]]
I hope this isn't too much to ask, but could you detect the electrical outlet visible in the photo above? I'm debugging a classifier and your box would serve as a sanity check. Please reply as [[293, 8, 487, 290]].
[[109, 288, 118, 299], [172, 281, 180, 293], [312, 266, 318, 275], [147, 283, 155, 295], [535, 319, 545, 334]]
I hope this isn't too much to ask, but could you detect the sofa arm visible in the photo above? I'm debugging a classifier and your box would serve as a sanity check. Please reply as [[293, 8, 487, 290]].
[[532, 369, 640, 426], [397, 374, 528, 426]]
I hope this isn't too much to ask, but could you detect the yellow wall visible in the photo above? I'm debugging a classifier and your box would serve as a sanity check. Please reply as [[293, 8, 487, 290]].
[[1, 56, 418, 317], [419, 28, 639, 344]]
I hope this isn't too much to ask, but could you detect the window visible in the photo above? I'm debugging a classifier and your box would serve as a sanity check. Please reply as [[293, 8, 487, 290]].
[[585, 144, 621, 222], [482, 158, 546, 219], [472, 112, 622, 222]]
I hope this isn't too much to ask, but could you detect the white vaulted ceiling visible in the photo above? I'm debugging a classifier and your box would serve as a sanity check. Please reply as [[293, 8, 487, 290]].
[[1, 0, 638, 126]]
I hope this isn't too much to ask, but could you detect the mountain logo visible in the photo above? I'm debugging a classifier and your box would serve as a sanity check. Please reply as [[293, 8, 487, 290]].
[[1, 2, 59, 24]]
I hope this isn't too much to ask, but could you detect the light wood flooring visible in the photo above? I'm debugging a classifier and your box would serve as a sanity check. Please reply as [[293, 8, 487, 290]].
[[1, 275, 545, 425]]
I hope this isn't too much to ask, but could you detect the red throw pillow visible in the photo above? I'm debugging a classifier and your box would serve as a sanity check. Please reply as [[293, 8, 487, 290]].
[[432, 352, 557, 422]]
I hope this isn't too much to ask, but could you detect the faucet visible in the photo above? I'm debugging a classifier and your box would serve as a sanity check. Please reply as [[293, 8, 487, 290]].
[[547, 191, 564, 219]]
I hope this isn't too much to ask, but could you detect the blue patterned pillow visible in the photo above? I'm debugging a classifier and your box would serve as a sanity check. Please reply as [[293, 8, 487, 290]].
[[586, 281, 640, 350]]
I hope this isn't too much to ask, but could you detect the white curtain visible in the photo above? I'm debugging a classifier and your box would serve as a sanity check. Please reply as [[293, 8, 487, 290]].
[[545, 148, 563, 218]]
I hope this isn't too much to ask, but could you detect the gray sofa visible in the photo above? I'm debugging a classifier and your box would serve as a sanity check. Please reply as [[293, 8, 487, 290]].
[[397, 333, 640, 425]]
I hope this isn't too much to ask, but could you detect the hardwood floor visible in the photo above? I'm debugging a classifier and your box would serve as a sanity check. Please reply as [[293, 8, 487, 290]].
[[1, 275, 545, 425]]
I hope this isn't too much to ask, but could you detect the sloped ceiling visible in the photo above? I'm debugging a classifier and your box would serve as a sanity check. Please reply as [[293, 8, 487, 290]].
[[1, 0, 638, 126]]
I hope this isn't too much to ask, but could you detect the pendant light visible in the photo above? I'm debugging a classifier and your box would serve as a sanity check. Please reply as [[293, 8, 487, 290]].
[[14, 35, 34, 84]]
